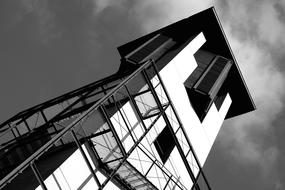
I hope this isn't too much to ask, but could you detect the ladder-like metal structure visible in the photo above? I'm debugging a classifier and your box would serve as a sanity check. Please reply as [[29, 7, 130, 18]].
[[0, 60, 211, 190]]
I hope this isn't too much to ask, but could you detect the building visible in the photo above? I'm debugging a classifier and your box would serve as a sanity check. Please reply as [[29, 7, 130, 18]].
[[0, 7, 255, 190]]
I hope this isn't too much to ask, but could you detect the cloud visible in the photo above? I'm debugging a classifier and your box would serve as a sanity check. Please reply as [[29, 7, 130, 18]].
[[20, 0, 60, 43], [218, 39, 284, 175], [89, 0, 127, 14], [130, 0, 213, 32], [274, 180, 284, 190], [91, 0, 213, 32], [215, 0, 285, 177]]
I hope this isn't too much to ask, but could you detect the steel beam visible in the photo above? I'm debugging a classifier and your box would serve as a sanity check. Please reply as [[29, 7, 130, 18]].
[[70, 130, 101, 188], [30, 162, 48, 190], [113, 99, 137, 143], [100, 104, 127, 157], [142, 68, 200, 190], [150, 62, 212, 190], [124, 86, 148, 131], [99, 106, 163, 189]]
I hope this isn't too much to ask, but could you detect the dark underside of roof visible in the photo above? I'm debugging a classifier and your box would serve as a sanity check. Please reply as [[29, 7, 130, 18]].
[[117, 7, 256, 119]]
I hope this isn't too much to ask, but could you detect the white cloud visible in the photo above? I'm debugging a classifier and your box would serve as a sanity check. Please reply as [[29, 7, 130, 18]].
[[131, 0, 213, 32], [90, 0, 127, 14], [258, 1, 285, 48], [215, 0, 285, 176], [91, 0, 213, 32]]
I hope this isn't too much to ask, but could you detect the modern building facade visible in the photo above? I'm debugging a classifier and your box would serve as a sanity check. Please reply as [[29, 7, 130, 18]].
[[0, 7, 255, 190]]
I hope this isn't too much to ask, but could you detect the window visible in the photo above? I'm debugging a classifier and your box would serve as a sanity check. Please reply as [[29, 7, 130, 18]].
[[153, 125, 175, 164], [125, 33, 175, 64], [185, 50, 232, 121]]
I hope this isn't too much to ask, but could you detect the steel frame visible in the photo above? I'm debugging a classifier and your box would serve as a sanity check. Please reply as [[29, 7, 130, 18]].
[[150, 61, 212, 190], [0, 60, 152, 189], [0, 59, 212, 190], [142, 68, 200, 190]]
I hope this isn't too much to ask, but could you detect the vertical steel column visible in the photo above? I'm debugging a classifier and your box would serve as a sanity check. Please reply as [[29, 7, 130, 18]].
[[163, 175, 172, 190], [14, 125, 21, 137], [100, 104, 127, 157], [8, 123, 17, 139], [70, 130, 101, 188], [52, 173, 62, 190], [41, 110, 64, 145], [141, 68, 200, 190], [113, 100, 137, 143], [24, 120, 31, 132], [145, 160, 155, 177], [124, 85, 148, 131], [30, 162, 48, 190], [137, 126, 183, 190], [101, 86, 113, 105], [41, 110, 57, 133], [151, 62, 211, 190], [99, 107, 164, 190]]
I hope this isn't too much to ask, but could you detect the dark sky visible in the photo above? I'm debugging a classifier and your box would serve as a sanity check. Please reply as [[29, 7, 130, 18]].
[[0, 0, 285, 189]]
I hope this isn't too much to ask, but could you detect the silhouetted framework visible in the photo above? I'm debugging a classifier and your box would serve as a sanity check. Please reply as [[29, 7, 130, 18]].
[[0, 7, 255, 190], [0, 69, 127, 178], [0, 60, 211, 190]]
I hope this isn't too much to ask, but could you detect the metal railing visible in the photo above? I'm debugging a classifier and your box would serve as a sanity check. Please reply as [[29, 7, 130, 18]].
[[1, 59, 212, 190], [0, 60, 152, 189], [0, 73, 124, 151]]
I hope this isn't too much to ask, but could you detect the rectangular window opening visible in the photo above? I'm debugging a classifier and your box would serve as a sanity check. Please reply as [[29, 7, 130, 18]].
[[153, 125, 175, 164], [184, 50, 232, 121]]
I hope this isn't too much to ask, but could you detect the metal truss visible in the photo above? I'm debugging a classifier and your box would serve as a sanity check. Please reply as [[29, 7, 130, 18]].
[[0, 70, 127, 180], [0, 59, 212, 190]]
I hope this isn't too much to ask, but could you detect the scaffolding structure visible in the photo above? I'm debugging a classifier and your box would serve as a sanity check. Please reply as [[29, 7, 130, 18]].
[[0, 7, 256, 190], [0, 60, 211, 190]]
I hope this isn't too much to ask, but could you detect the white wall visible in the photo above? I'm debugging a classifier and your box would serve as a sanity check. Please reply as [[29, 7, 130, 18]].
[[158, 32, 232, 179], [35, 32, 232, 190]]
